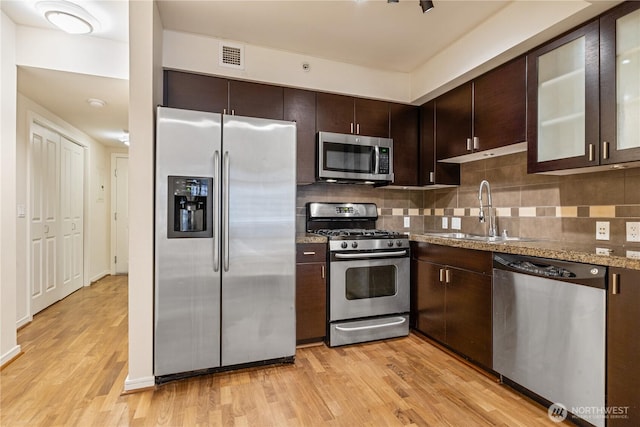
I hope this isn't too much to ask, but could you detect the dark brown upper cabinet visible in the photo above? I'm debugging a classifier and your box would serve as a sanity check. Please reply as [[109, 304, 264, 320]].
[[600, 1, 640, 166], [435, 57, 526, 161], [164, 70, 228, 114], [163, 70, 283, 120], [473, 57, 527, 152], [435, 82, 473, 160], [421, 101, 459, 186], [316, 92, 390, 138], [390, 103, 419, 186], [526, 21, 601, 173], [228, 80, 283, 120], [284, 88, 317, 185]]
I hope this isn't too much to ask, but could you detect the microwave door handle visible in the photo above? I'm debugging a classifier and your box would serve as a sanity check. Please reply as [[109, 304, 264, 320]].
[[373, 145, 380, 174]]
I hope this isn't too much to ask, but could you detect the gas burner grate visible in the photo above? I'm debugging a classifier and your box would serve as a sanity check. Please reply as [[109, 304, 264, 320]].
[[312, 229, 403, 238]]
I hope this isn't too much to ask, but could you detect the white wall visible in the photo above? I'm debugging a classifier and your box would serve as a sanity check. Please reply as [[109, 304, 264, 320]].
[[0, 10, 21, 366], [163, 30, 412, 103], [16, 26, 128, 80], [125, 0, 162, 392]]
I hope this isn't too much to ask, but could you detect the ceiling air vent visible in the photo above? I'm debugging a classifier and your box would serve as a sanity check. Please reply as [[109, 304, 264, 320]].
[[219, 42, 244, 70]]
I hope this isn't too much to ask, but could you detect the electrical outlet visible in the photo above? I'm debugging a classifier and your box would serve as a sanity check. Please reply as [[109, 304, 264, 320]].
[[451, 217, 462, 230], [596, 221, 610, 241], [442, 217, 449, 229], [626, 222, 640, 242], [627, 250, 640, 260], [404, 216, 410, 228], [596, 247, 612, 256]]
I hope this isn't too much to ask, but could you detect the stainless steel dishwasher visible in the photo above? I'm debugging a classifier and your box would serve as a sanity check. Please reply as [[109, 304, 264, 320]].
[[493, 253, 606, 427]]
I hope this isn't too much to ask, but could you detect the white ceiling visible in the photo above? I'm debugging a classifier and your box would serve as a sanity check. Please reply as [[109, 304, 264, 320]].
[[156, 0, 511, 74], [2, 0, 621, 148]]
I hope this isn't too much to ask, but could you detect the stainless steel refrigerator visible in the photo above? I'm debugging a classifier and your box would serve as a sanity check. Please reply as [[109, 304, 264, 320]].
[[154, 106, 296, 379]]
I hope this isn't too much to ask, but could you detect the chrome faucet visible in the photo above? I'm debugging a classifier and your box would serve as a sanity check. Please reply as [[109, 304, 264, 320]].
[[478, 180, 497, 237]]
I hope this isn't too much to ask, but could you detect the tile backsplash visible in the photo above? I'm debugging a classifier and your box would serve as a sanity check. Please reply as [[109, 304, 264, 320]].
[[296, 152, 640, 247]]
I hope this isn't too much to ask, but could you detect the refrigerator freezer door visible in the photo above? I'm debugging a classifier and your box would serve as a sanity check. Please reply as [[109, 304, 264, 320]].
[[220, 115, 296, 366], [155, 107, 222, 376]]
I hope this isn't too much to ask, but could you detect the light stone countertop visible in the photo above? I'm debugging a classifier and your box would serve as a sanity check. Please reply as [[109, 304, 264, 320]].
[[410, 234, 640, 271], [296, 233, 328, 244], [295, 232, 640, 270]]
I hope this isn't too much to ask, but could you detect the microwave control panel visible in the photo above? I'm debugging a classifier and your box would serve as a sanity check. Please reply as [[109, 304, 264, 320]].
[[378, 147, 390, 174]]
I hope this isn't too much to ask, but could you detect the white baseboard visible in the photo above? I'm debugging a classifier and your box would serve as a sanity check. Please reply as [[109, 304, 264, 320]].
[[1, 345, 22, 367], [124, 374, 155, 392], [89, 270, 110, 284], [16, 314, 32, 329]]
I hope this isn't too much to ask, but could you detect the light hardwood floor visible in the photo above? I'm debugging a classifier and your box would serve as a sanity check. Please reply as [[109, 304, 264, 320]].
[[1, 275, 564, 426]]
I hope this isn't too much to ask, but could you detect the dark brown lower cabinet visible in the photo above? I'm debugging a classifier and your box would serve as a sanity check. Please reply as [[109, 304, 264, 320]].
[[607, 267, 640, 427], [296, 243, 327, 344], [411, 242, 492, 368]]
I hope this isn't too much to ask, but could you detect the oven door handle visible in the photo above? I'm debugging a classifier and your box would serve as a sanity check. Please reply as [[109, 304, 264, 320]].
[[334, 250, 407, 259], [335, 317, 407, 332]]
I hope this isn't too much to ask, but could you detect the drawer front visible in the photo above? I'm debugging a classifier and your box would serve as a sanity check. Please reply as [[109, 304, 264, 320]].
[[296, 243, 327, 263], [411, 241, 492, 275]]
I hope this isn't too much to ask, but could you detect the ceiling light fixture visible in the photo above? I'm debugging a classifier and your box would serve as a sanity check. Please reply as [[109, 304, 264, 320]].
[[36, 1, 100, 34], [419, 0, 434, 13], [87, 98, 106, 108]]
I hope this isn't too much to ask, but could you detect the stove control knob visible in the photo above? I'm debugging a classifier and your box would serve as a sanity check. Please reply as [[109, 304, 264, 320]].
[[387, 241, 394, 247], [396, 240, 403, 247], [341, 242, 348, 249], [351, 242, 358, 249]]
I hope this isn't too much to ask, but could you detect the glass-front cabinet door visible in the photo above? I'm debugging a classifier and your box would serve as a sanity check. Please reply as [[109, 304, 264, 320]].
[[600, 2, 640, 165], [527, 21, 600, 173]]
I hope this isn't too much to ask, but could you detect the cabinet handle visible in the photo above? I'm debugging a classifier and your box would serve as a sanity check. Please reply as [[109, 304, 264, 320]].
[[356, 123, 360, 134], [350, 123, 354, 134], [612, 273, 620, 295], [231, 109, 235, 115], [473, 136, 479, 150], [466, 138, 472, 151], [429, 171, 434, 184], [588, 144, 595, 162], [445, 269, 451, 284], [603, 141, 610, 160], [439, 268, 445, 283], [303, 251, 316, 255], [321, 265, 326, 279], [223, 108, 227, 115]]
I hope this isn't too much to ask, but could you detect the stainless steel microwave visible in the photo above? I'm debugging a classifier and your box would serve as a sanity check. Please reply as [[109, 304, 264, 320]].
[[317, 131, 394, 185]]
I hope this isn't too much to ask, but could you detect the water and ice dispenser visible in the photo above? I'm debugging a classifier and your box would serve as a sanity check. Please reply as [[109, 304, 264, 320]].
[[167, 176, 213, 238]]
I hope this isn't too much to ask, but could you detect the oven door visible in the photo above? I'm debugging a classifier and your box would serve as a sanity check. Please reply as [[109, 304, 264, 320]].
[[329, 252, 410, 322]]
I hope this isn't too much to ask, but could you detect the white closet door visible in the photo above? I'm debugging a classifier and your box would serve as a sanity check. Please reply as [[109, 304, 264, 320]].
[[60, 137, 84, 295], [30, 123, 61, 314], [114, 156, 129, 274]]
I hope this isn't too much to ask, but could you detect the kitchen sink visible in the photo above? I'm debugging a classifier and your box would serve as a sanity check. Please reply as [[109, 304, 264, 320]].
[[423, 232, 538, 243]]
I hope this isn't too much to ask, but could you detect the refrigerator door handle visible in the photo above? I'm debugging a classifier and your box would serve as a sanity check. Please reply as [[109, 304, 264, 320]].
[[213, 150, 220, 272], [223, 151, 230, 272]]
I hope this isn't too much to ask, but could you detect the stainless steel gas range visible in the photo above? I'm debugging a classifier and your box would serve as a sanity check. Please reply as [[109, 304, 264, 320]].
[[306, 202, 410, 347]]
